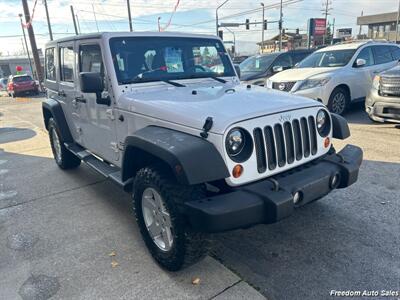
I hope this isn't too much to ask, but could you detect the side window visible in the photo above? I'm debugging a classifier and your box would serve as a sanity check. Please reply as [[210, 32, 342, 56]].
[[79, 44, 103, 73], [273, 53, 292, 68], [60, 46, 75, 82], [372, 46, 393, 65], [45, 48, 56, 81], [390, 46, 400, 60], [293, 52, 309, 65], [356, 47, 374, 66]]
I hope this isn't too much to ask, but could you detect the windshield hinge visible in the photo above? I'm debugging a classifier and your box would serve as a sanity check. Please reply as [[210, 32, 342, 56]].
[[200, 117, 213, 139]]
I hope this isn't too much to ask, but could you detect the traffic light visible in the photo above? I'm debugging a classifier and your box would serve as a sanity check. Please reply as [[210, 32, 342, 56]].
[[218, 30, 223, 40], [264, 20, 268, 30], [296, 28, 299, 34], [246, 19, 250, 30]]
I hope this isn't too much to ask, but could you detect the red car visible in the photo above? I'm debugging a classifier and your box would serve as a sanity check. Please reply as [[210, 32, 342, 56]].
[[7, 74, 39, 97]]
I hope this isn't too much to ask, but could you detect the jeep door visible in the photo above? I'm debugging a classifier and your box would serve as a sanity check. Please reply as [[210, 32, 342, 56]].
[[58, 42, 84, 144], [76, 40, 118, 163]]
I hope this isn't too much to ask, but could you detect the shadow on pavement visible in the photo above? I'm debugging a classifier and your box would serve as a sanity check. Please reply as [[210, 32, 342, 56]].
[[0, 127, 36, 144], [211, 159, 400, 300]]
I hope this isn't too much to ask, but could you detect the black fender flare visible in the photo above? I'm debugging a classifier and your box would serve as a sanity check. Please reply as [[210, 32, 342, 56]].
[[42, 98, 73, 142], [121, 126, 230, 185], [331, 113, 350, 140]]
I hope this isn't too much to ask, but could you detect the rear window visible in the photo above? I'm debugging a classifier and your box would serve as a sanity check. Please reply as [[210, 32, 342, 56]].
[[13, 76, 33, 83]]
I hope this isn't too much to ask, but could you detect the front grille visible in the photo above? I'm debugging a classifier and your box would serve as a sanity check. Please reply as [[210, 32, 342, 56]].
[[272, 81, 296, 92], [253, 116, 318, 174], [380, 76, 400, 96]]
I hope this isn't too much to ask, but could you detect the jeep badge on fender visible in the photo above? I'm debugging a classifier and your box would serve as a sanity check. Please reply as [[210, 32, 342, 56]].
[[42, 32, 363, 271]]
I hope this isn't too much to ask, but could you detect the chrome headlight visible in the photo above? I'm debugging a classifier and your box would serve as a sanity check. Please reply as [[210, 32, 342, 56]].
[[225, 128, 253, 162], [372, 75, 380, 90], [316, 109, 331, 137], [297, 77, 331, 91]]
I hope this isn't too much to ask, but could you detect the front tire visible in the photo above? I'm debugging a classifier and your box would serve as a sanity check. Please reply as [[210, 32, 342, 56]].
[[48, 118, 81, 169], [328, 87, 349, 115], [133, 165, 209, 271]]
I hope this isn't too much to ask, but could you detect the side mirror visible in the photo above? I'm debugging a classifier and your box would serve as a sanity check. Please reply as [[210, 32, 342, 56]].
[[355, 58, 366, 68], [273, 65, 284, 73], [234, 65, 241, 78], [79, 72, 110, 106]]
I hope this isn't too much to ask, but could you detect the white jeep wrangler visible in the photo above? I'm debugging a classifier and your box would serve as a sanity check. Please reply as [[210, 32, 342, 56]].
[[43, 32, 363, 271]]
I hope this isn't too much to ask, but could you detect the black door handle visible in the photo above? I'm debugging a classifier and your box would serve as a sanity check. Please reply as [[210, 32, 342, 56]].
[[58, 90, 66, 97], [75, 96, 87, 103]]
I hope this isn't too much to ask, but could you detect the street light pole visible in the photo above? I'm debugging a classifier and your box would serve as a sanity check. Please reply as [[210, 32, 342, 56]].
[[18, 14, 34, 78], [224, 27, 236, 57], [396, 0, 400, 43], [216, 0, 229, 36], [279, 0, 283, 51], [261, 2, 265, 54]]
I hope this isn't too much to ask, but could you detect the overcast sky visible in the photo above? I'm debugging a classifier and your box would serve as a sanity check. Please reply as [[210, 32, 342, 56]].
[[0, 0, 399, 55]]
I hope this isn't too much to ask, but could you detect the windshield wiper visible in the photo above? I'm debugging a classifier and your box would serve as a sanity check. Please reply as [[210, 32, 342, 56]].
[[162, 79, 185, 87], [119, 77, 185, 87], [186, 75, 227, 83], [208, 76, 227, 83]]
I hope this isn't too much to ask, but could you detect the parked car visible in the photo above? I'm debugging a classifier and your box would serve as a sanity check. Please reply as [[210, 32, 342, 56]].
[[232, 55, 249, 64], [239, 49, 314, 86], [42, 32, 362, 271], [366, 65, 400, 123], [7, 74, 39, 97], [267, 41, 400, 115], [0, 77, 8, 91]]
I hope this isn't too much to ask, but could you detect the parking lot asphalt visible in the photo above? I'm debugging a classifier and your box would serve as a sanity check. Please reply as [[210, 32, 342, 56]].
[[0, 96, 265, 300], [0, 95, 399, 300]]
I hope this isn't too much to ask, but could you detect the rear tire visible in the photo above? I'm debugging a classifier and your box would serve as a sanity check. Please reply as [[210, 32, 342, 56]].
[[48, 118, 81, 169], [328, 87, 349, 115], [133, 165, 209, 271]]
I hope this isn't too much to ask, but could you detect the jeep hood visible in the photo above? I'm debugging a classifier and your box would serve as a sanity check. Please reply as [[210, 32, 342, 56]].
[[118, 82, 322, 134], [270, 67, 340, 81]]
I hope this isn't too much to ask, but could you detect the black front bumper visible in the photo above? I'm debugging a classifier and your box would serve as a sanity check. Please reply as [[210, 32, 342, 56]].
[[184, 144, 363, 233]]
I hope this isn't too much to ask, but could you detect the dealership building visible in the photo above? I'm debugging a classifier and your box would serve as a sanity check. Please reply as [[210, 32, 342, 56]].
[[357, 12, 400, 41]]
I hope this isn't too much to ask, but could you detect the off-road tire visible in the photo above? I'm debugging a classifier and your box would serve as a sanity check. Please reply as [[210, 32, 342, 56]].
[[328, 87, 350, 115], [48, 118, 81, 169], [133, 165, 209, 271]]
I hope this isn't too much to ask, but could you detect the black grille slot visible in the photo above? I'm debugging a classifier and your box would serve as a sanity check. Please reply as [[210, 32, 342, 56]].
[[308, 116, 318, 155], [283, 122, 295, 164], [272, 81, 297, 92], [253, 128, 267, 173], [300, 117, 310, 157], [274, 124, 286, 167], [264, 126, 277, 170], [292, 119, 303, 161]]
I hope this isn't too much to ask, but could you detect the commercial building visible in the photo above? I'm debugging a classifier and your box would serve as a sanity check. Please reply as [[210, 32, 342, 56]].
[[0, 55, 43, 79], [258, 32, 308, 53], [357, 12, 400, 41]]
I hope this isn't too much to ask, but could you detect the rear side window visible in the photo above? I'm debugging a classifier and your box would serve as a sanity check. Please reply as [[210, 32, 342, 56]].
[[390, 46, 400, 60], [79, 44, 103, 73], [45, 48, 56, 81], [372, 46, 393, 64], [356, 47, 374, 66], [273, 53, 292, 68], [60, 46, 75, 82], [13, 76, 33, 82]]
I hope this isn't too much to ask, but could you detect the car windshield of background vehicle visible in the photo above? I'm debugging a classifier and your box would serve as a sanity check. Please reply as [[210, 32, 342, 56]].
[[13, 76, 33, 82], [239, 54, 278, 73], [109, 37, 235, 85], [297, 49, 356, 68]]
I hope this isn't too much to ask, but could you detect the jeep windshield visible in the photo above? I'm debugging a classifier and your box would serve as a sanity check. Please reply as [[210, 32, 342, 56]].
[[297, 49, 355, 68], [109, 37, 236, 85]]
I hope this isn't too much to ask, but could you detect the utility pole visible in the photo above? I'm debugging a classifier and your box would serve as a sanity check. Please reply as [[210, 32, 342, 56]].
[[43, 0, 53, 41], [322, 0, 332, 45], [332, 17, 335, 42], [261, 2, 265, 54], [396, 0, 400, 43], [18, 15, 34, 78], [92, 4, 99, 32], [127, 0, 133, 32], [75, 14, 81, 34], [70, 5, 78, 35], [21, 0, 43, 82], [216, 0, 229, 36], [224, 27, 236, 57], [279, 0, 283, 51]]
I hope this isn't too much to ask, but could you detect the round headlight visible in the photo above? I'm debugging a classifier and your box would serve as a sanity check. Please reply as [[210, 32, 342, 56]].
[[316, 109, 331, 137], [225, 128, 253, 162], [226, 129, 245, 156]]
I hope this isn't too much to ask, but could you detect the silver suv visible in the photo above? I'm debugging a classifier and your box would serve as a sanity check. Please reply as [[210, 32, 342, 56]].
[[43, 32, 362, 271]]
